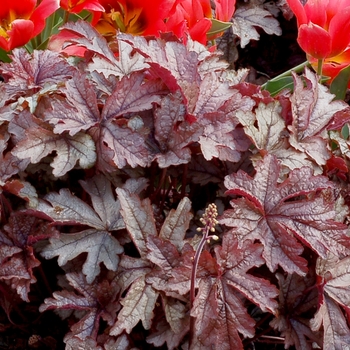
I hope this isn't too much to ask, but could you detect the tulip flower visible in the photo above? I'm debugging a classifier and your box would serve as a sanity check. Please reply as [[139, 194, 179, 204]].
[[94, 0, 176, 37], [60, 0, 105, 14], [60, 0, 105, 26], [287, 0, 350, 87], [0, 0, 60, 51], [166, 0, 235, 44], [287, 0, 350, 61], [165, 0, 212, 44], [215, 0, 236, 22]]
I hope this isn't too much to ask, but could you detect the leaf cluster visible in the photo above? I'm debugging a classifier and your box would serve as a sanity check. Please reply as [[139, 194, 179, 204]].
[[0, 20, 350, 349]]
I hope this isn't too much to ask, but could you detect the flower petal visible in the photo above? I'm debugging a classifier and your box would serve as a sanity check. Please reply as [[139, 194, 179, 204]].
[[61, 0, 105, 14], [30, 0, 60, 37], [215, 0, 236, 22], [7, 19, 34, 50], [328, 7, 350, 57], [188, 17, 212, 44], [286, 0, 308, 26], [303, 0, 327, 27], [298, 23, 332, 59], [0, 0, 36, 19]]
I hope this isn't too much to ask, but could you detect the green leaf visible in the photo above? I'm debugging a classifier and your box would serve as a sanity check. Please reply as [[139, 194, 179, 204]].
[[330, 65, 350, 100], [263, 76, 294, 96], [207, 19, 232, 37], [341, 123, 349, 139], [0, 48, 11, 63]]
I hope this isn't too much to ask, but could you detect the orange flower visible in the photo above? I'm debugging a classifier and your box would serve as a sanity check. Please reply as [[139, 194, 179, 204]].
[[0, 0, 60, 51], [95, 0, 176, 37]]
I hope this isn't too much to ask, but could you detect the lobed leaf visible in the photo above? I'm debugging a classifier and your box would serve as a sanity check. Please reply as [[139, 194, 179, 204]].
[[159, 196, 193, 250], [116, 188, 157, 259], [57, 21, 116, 62], [215, 234, 279, 314], [101, 119, 154, 168], [0, 49, 75, 98], [44, 73, 100, 136], [236, 101, 322, 176], [146, 318, 189, 350], [270, 272, 321, 350], [40, 272, 119, 340], [289, 69, 348, 165], [0, 213, 57, 301], [110, 276, 159, 336], [37, 175, 146, 282], [101, 72, 164, 120], [41, 229, 123, 284], [311, 296, 350, 349], [232, 5, 282, 48], [89, 39, 148, 79], [316, 254, 350, 311], [220, 154, 350, 274], [191, 277, 252, 350], [12, 125, 96, 177], [154, 92, 200, 167], [36, 188, 104, 228], [79, 174, 125, 231]]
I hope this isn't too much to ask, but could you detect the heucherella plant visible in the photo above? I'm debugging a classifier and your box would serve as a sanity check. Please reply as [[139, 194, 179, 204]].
[[0, 0, 350, 349]]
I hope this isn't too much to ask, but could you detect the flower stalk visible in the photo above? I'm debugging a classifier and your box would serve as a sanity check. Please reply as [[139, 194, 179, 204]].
[[190, 203, 219, 344]]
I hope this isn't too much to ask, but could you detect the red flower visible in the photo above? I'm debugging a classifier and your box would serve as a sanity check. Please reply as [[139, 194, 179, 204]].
[[95, 0, 176, 37], [165, 0, 212, 44], [165, 0, 235, 44], [60, 0, 104, 26], [287, 0, 350, 60], [215, 0, 236, 22], [60, 0, 104, 14], [0, 0, 60, 51], [308, 48, 350, 85]]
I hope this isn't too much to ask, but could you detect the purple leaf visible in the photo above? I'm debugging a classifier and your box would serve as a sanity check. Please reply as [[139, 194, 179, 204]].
[[110, 276, 158, 335], [41, 229, 123, 284], [40, 272, 119, 340], [101, 72, 164, 120], [270, 272, 321, 350], [289, 69, 348, 165], [12, 121, 96, 177], [44, 73, 100, 136], [88, 39, 148, 78], [159, 197, 193, 250], [116, 188, 157, 259], [220, 154, 350, 274], [311, 295, 350, 349], [58, 21, 116, 62]]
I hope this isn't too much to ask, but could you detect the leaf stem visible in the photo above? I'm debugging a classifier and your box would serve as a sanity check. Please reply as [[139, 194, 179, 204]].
[[181, 163, 188, 198], [317, 58, 324, 77], [261, 60, 310, 89]]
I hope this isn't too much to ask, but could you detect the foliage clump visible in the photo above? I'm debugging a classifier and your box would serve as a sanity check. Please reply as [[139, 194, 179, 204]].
[[0, 11, 350, 350]]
